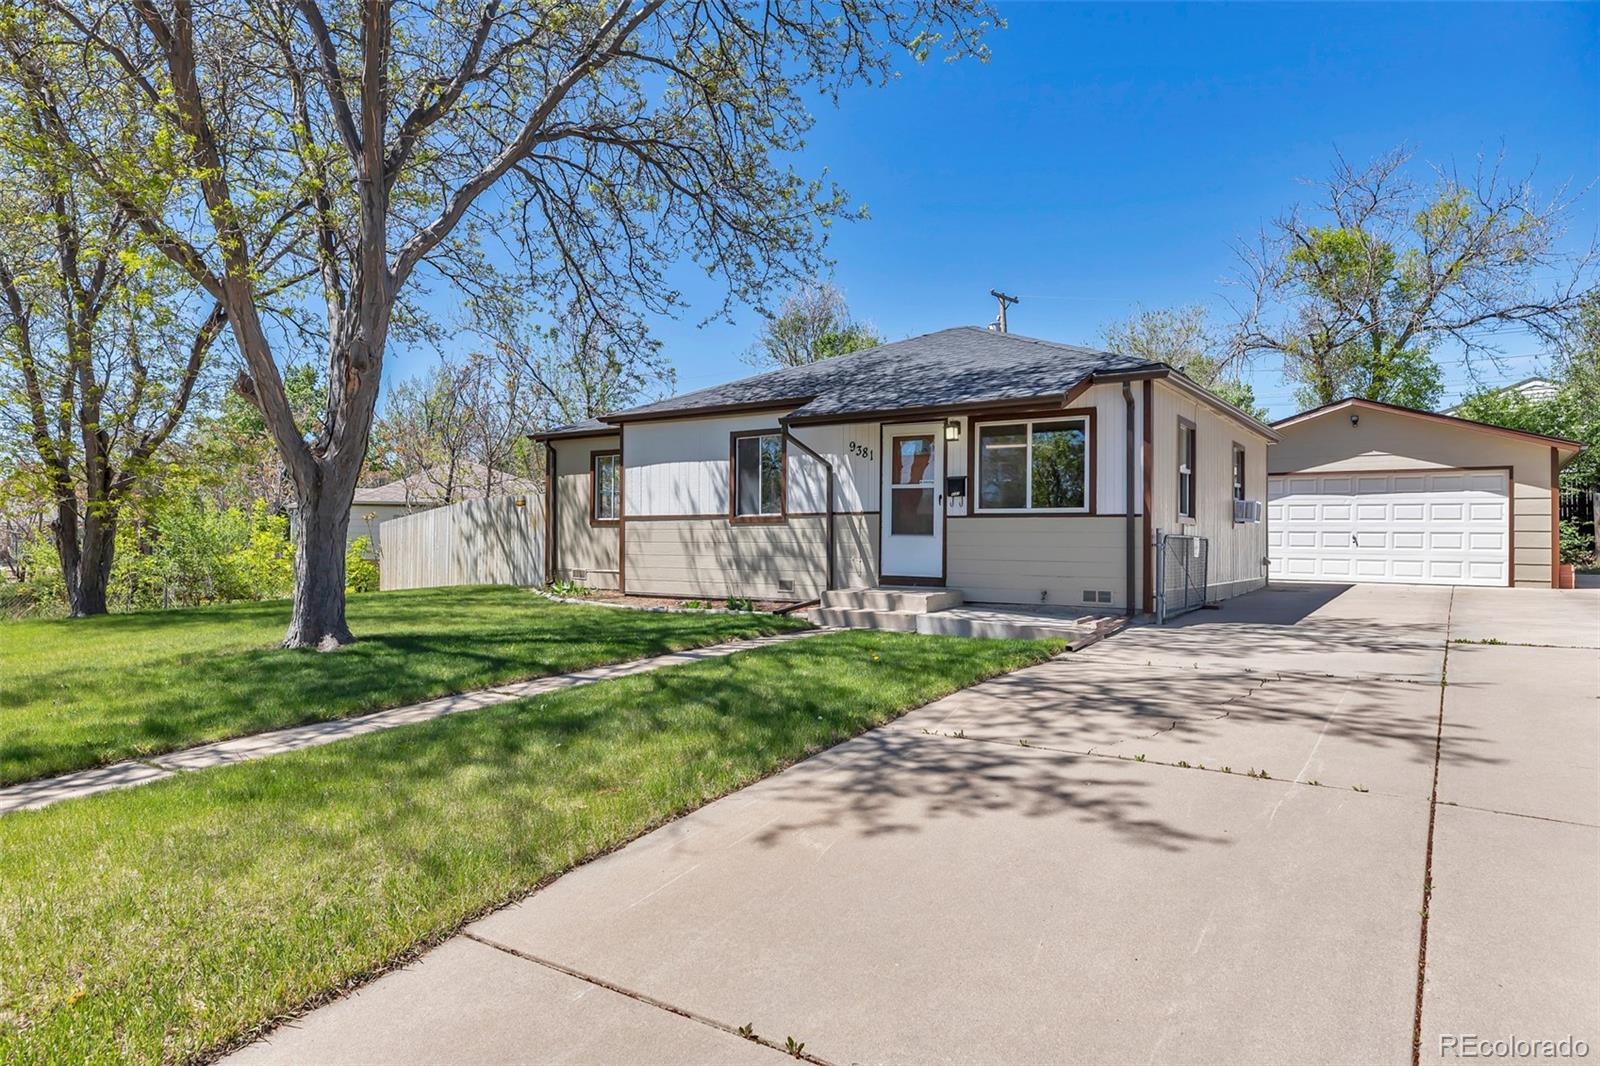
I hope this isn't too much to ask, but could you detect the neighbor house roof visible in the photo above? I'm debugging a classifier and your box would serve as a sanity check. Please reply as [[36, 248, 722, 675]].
[[1273, 397, 1585, 460], [528, 327, 1280, 441], [352, 462, 538, 506]]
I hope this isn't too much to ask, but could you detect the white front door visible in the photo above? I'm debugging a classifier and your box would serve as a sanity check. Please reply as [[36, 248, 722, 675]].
[[880, 423, 944, 581], [1268, 469, 1510, 586]]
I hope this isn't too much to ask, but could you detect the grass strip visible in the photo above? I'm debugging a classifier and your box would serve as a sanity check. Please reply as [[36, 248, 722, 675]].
[[0, 586, 806, 785]]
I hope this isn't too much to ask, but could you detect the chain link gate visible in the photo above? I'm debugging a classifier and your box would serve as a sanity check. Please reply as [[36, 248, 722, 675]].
[[1154, 531, 1209, 624]]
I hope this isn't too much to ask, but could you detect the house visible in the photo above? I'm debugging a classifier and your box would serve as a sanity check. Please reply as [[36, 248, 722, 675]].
[[1268, 397, 1584, 588], [1445, 375, 1559, 413], [342, 462, 538, 557], [533, 327, 1279, 614]]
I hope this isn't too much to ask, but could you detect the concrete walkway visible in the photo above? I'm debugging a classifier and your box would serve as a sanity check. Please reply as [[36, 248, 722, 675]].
[[0, 629, 827, 816], [229, 583, 1598, 1066]]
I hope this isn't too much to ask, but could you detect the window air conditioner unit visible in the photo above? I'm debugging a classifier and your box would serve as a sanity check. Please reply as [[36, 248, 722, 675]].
[[1233, 499, 1262, 524]]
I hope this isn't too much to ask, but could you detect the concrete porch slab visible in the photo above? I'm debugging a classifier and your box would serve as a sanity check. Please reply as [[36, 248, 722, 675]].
[[468, 729, 1429, 1066], [226, 936, 790, 1066], [1418, 807, 1600, 1063], [1438, 643, 1600, 825]]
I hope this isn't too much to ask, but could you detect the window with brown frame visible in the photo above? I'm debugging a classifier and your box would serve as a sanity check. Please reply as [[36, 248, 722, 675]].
[[731, 431, 785, 520], [1177, 418, 1197, 520], [974, 415, 1090, 513], [1231, 443, 1246, 503], [591, 451, 621, 523]]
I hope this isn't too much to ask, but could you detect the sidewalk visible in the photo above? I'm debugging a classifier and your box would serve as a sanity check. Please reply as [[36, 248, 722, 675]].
[[0, 628, 826, 816]]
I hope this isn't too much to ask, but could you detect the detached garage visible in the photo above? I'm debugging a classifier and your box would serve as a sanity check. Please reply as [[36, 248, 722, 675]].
[[1269, 398, 1584, 589]]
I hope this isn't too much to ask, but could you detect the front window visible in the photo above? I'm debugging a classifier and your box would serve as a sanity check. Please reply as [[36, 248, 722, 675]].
[[1232, 444, 1246, 503], [976, 417, 1089, 512], [1177, 419, 1197, 519], [733, 432, 784, 518], [592, 452, 620, 522]]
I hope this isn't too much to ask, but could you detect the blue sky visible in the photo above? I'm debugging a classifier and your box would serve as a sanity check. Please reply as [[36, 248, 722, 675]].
[[403, 2, 1600, 420]]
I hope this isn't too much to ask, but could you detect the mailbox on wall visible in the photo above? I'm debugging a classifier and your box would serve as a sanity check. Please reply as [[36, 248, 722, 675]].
[[945, 476, 967, 499]]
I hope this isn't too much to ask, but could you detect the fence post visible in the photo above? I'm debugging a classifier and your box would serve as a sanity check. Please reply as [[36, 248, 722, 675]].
[[1154, 528, 1166, 625]]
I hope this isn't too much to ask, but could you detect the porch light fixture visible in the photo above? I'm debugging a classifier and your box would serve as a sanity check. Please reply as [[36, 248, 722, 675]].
[[945, 419, 961, 442], [1350, 413, 1360, 427]]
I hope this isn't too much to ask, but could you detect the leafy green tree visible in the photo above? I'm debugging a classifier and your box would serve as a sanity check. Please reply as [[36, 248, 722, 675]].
[[1234, 147, 1596, 410], [0, 104, 225, 615], [745, 281, 882, 369], [5, 0, 995, 646], [1451, 386, 1598, 493], [1101, 305, 1268, 420]]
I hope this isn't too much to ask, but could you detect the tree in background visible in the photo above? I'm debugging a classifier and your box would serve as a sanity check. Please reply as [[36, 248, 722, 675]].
[[370, 349, 539, 504], [6, 0, 994, 646], [745, 280, 882, 369], [1101, 304, 1266, 419], [0, 113, 225, 615], [189, 365, 328, 514], [1452, 295, 1600, 495], [1232, 147, 1597, 411], [481, 304, 675, 427]]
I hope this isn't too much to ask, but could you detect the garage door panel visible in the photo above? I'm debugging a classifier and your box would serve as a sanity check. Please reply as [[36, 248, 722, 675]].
[[1270, 469, 1508, 588]]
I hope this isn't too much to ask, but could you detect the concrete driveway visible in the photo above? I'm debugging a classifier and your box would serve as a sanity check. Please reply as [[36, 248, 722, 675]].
[[230, 584, 1599, 1066]]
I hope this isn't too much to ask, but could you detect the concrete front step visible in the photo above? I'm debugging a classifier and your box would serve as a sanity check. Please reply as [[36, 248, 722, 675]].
[[808, 606, 922, 632], [808, 599, 1128, 649], [820, 586, 964, 613]]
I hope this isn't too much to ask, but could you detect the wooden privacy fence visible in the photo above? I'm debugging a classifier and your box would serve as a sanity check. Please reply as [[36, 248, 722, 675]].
[[379, 494, 545, 591]]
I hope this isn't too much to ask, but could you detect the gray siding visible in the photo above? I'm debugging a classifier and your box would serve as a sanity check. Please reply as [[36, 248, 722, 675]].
[[552, 435, 621, 589], [946, 516, 1143, 610], [624, 513, 876, 601], [1150, 382, 1271, 601]]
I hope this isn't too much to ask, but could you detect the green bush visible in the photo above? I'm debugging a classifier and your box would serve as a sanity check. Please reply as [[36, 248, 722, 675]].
[[1559, 519, 1595, 568], [345, 536, 380, 593]]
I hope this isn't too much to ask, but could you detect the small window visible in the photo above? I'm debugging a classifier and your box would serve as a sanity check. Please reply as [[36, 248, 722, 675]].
[[975, 417, 1089, 512], [592, 451, 621, 522], [732, 432, 784, 519], [1232, 444, 1246, 503], [1177, 419, 1196, 520]]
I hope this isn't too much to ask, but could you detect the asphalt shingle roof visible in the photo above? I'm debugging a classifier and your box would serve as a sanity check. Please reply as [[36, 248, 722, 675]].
[[606, 327, 1163, 423]]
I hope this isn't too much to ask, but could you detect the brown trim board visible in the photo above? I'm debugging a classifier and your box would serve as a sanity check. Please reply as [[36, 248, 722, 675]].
[[1142, 380, 1153, 614], [1551, 447, 1560, 587]]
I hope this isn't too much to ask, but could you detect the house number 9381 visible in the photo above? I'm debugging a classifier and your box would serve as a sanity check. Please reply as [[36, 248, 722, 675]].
[[847, 441, 875, 461]]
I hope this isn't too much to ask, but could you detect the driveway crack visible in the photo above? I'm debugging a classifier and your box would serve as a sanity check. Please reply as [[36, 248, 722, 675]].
[[461, 931, 835, 1065], [1410, 586, 1454, 1065]]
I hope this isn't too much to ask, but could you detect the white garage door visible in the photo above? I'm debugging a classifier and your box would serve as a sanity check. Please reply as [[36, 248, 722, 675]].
[[1268, 470, 1509, 587]]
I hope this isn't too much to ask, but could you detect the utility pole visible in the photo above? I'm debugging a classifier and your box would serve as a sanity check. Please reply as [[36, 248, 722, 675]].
[[989, 289, 1019, 333]]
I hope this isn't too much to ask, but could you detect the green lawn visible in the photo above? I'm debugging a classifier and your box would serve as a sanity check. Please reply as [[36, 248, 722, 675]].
[[0, 586, 808, 786], [0, 629, 1060, 1065]]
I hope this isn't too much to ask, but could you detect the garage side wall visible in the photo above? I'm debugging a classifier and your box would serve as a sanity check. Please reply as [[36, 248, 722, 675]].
[[1269, 408, 1555, 587], [1149, 383, 1271, 601], [552, 435, 622, 590]]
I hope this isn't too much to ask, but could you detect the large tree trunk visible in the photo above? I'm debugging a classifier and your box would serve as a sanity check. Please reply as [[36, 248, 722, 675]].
[[72, 511, 114, 617], [284, 472, 358, 649], [50, 499, 82, 614]]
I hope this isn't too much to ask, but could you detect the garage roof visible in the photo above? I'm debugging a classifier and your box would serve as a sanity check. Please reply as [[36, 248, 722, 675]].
[[1273, 397, 1585, 460]]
